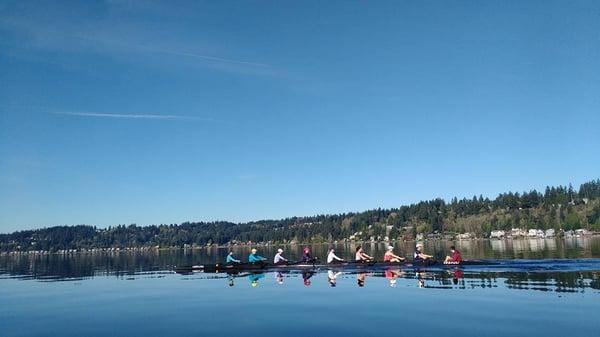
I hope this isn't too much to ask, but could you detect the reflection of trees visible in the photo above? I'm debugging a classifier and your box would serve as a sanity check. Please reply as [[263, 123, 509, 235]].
[[0, 250, 182, 280], [1, 243, 600, 289]]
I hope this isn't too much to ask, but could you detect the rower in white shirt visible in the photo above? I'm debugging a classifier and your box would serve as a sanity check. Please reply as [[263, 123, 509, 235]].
[[273, 248, 288, 265], [327, 248, 345, 263]]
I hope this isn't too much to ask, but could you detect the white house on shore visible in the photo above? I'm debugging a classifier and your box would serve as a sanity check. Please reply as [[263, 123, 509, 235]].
[[511, 228, 527, 237], [575, 229, 592, 236], [490, 230, 506, 239], [528, 229, 545, 238]]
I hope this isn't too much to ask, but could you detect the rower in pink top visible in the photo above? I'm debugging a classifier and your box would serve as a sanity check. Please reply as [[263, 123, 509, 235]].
[[383, 246, 405, 262]]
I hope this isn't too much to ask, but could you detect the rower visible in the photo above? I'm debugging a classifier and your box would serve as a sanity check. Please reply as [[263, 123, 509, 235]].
[[443, 246, 462, 264], [355, 245, 373, 262], [327, 248, 345, 264], [248, 248, 267, 263], [302, 247, 317, 263], [413, 243, 433, 262], [273, 248, 288, 265], [383, 245, 405, 263], [226, 251, 241, 264]]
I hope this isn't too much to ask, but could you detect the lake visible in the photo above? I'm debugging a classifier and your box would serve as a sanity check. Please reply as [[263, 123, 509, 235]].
[[1, 237, 600, 337]]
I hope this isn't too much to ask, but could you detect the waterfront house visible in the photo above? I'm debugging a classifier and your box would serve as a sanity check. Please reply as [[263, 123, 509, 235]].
[[511, 228, 527, 237], [575, 229, 592, 236], [528, 229, 545, 238], [457, 233, 474, 240], [490, 230, 506, 239]]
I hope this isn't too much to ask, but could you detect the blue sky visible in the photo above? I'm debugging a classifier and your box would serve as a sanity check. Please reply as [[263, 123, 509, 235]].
[[1, 1, 599, 233]]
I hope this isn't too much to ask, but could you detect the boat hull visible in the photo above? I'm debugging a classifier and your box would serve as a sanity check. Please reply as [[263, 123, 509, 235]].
[[173, 260, 486, 273]]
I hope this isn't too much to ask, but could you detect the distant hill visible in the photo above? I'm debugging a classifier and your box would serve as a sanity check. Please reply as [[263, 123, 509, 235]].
[[1, 179, 600, 252]]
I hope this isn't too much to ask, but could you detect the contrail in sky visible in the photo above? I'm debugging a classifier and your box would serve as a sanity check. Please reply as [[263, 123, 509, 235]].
[[52, 111, 211, 121]]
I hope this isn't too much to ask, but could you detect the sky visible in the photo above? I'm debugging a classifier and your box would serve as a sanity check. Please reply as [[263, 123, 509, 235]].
[[1, 0, 599, 233]]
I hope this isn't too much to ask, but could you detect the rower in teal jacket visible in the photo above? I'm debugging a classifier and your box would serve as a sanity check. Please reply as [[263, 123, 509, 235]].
[[248, 248, 267, 263], [226, 251, 241, 264]]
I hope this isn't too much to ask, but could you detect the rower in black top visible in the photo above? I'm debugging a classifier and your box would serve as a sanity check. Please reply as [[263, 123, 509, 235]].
[[413, 243, 434, 264], [302, 247, 317, 263]]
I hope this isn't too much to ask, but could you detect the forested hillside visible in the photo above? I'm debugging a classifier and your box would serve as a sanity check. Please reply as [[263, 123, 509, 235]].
[[2, 179, 600, 252]]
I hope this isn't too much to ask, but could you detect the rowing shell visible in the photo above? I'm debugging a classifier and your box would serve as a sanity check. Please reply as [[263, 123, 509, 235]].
[[173, 260, 488, 273]]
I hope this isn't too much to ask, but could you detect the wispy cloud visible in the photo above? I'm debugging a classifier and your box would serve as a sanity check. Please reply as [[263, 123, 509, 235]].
[[70, 35, 272, 69], [0, 2, 277, 76], [52, 111, 212, 121], [145, 46, 270, 68]]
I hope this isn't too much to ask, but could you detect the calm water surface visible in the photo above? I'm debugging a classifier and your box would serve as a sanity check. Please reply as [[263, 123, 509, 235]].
[[1, 238, 600, 337]]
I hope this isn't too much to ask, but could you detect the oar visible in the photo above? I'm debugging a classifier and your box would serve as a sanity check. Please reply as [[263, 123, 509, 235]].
[[283, 260, 305, 266]]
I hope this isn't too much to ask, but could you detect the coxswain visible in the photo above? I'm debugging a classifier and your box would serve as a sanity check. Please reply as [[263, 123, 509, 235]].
[[443, 245, 462, 264]]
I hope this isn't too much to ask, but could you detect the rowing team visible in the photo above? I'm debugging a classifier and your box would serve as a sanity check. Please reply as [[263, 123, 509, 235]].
[[224, 244, 462, 265]]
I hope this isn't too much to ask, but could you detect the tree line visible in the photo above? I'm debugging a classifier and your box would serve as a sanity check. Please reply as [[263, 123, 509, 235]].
[[1, 179, 600, 252]]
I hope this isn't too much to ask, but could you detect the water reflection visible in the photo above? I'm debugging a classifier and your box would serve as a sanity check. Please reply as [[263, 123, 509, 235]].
[[302, 270, 315, 286], [212, 269, 600, 294], [248, 272, 264, 287], [384, 268, 403, 287], [327, 270, 341, 287], [1, 237, 600, 281], [275, 272, 284, 285]]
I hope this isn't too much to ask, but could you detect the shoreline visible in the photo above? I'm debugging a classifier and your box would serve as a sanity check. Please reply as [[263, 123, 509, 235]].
[[1, 234, 599, 256]]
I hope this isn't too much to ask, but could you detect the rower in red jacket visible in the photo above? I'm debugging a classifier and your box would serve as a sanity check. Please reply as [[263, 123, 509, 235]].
[[443, 246, 462, 264]]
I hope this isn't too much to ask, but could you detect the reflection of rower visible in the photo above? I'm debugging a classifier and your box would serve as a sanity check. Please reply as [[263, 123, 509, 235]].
[[273, 248, 288, 265], [226, 251, 241, 264], [357, 272, 368, 287], [384, 246, 405, 262], [416, 271, 425, 288], [249, 248, 267, 263], [414, 243, 433, 263], [248, 273, 265, 287], [302, 270, 315, 286], [327, 248, 345, 264], [452, 269, 463, 285], [275, 272, 284, 285], [355, 246, 373, 262], [327, 270, 342, 287], [228, 275, 235, 287], [385, 268, 402, 287]]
